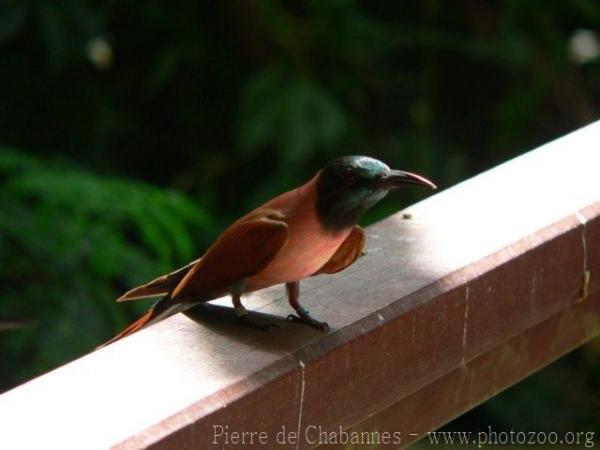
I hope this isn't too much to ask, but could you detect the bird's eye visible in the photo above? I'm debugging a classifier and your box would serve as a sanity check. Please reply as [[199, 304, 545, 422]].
[[342, 167, 355, 179]]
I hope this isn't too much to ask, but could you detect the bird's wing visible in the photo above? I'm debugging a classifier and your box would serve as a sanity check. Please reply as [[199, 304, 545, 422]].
[[314, 225, 365, 275], [100, 210, 288, 347], [171, 210, 289, 301], [116, 257, 202, 302]]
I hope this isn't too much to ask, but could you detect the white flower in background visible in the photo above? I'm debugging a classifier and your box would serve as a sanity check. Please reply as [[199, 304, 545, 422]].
[[568, 29, 600, 65], [86, 36, 113, 70]]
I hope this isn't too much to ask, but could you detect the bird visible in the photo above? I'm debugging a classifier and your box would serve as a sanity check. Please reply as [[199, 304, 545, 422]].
[[100, 156, 436, 347]]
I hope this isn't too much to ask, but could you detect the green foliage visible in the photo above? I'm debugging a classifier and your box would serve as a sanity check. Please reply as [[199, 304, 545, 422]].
[[239, 66, 347, 166], [0, 149, 210, 389]]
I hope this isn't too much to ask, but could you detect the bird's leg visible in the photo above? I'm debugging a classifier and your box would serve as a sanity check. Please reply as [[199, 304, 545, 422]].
[[286, 281, 330, 331], [231, 279, 278, 332], [231, 279, 249, 317]]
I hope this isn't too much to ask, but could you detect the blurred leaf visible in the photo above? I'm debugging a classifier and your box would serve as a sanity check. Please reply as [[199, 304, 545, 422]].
[[0, 2, 29, 43], [0, 148, 211, 390], [239, 67, 348, 165], [37, 2, 69, 72]]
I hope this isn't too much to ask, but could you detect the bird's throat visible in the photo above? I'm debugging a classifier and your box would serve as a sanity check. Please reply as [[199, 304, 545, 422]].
[[316, 186, 387, 231]]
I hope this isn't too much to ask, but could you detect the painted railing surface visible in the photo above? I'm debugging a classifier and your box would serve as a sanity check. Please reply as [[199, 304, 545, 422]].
[[1, 121, 599, 450]]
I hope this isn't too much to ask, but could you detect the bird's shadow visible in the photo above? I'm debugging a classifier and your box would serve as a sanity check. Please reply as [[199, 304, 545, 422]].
[[184, 303, 328, 354]]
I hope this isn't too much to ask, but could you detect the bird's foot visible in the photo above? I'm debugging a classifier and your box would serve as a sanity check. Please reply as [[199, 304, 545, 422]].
[[235, 307, 279, 333], [287, 310, 330, 331]]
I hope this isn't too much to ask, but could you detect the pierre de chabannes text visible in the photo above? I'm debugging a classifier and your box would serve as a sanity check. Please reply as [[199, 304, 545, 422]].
[[213, 424, 402, 446]]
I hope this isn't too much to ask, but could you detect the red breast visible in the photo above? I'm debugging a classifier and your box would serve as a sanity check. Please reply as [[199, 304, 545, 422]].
[[246, 174, 352, 290]]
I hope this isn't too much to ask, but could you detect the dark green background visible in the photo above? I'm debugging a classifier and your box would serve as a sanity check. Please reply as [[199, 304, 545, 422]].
[[1, 0, 598, 436]]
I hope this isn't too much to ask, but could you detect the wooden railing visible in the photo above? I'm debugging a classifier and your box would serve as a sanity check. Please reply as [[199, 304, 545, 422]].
[[1, 121, 599, 450]]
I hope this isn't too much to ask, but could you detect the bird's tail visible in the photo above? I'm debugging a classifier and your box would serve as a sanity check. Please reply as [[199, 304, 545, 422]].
[[97, 295, 190, 349], [116, 258, 200, 302]]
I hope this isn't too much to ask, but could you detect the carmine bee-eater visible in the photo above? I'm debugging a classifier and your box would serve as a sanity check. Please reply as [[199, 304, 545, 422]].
[[100, 156, 436, 347]]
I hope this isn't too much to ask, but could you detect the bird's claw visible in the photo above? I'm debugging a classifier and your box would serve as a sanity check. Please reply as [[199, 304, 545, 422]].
[[287, 313, 330, 331], [238, 314, 279, 333]]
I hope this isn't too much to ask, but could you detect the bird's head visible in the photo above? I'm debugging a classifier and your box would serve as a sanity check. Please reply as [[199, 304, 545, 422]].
[[316, 155, 436, 231]]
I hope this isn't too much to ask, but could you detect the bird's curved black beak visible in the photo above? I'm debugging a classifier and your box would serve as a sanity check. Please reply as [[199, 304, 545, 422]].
[[376, 169, 437, 190]]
